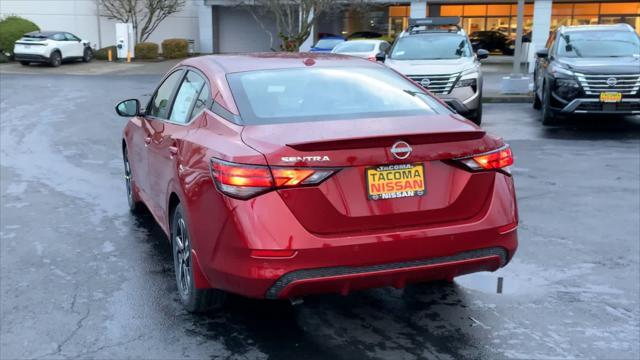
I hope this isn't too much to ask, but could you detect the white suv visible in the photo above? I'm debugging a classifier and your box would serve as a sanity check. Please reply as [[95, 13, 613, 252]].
[[384, 17, 488, 125], [13, 31, 93, 67]]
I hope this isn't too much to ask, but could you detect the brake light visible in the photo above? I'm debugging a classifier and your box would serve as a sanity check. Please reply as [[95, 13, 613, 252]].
[[367, 55, 376, 61], [454, 145, 514, 173], [210, 158, 338, 199]]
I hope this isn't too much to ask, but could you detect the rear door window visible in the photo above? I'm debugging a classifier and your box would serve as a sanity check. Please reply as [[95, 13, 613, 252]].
[[169, 71, 208, 124]]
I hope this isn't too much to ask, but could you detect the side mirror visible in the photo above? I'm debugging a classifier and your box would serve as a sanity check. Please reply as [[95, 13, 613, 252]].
[[536, 48, 549, 58], [115, 99, 141, 117], [375, 52, 386, 62], [476, 49, 489, 60]]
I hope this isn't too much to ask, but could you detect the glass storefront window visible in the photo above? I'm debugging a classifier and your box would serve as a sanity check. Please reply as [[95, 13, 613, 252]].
[[551, 16, 571, 28], [510, 4, 534, 16], [600, 2, 640, 15], [571, 16, 599, 26], [487, 4, 511, 17], [441, 5, 463, 17], [464, 5, 487, 17], [463, 17, 486, 34], [388, 6, 409, 18], [573, 4, 600, 16], [552, 4, 574, 16], [487, 17, 512, 33]]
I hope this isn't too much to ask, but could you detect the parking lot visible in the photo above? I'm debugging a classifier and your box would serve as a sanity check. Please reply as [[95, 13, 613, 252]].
[[1, 70, 639, 359]]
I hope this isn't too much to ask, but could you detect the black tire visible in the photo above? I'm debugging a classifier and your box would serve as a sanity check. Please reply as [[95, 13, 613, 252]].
[[123, 147, 143, 214], [468, 103, 482, 126], [171, 204, 226, 313], [19, 61, 30, 66], [533, 91, 542, 110], [49, 51, 61, 67], [541, 82, 558, 126], [82, 48, 93, 63], [533, 71, 542, 110]]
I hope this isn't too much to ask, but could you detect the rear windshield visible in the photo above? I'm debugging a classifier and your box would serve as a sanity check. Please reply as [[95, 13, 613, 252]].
[[333, 42, 375, 53], [22, 34, 49, 40], [390, 34, 472, 60], [557, 30, 640, 58], [314, 39, 343, 49], [227, 66, 448, 125]]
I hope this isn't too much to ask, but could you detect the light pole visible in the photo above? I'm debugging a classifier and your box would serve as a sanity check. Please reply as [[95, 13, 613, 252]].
[[500, 0, 530, 95]]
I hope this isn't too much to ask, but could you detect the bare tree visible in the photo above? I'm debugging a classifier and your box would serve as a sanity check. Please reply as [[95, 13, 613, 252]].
[[99, 0, 185, 43], [237, 0, 341, 52]]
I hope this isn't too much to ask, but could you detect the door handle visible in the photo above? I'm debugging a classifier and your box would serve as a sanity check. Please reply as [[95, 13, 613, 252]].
[[144, 137, 151, 145]]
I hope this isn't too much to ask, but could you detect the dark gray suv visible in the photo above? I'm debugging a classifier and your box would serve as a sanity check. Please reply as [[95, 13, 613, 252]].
[[533, 24, 640, 125]]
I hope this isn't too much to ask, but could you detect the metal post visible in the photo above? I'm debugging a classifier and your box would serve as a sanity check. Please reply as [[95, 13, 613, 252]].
[[95, 0, 102, 49], [513, 0, 525, 74]]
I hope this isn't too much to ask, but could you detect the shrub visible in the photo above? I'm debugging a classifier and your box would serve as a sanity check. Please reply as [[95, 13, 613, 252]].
[[0, 16, 39, 57], [134, 42, 159, 60], [161, 38, 188, 59], [94, 45, 117, 60]]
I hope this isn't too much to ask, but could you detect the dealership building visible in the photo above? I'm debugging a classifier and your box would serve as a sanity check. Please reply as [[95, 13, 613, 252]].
[[2, 0, 639, 69]]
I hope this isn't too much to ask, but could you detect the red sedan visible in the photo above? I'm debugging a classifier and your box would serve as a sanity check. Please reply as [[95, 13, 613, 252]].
[[115, 53, 518, 312]]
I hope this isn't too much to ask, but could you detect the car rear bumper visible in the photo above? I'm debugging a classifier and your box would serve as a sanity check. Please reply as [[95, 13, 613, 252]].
[[190, 172, 518, 299], [13, 53, 49, 63], [559, 98, 640, 115], [266, 247, 507, 299]]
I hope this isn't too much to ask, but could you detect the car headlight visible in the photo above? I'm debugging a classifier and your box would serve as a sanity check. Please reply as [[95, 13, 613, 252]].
[[553, 78, 581, 100], [455, 78, 477, 89], [460, 67, 480, 78], [551, 65, 575, 77]]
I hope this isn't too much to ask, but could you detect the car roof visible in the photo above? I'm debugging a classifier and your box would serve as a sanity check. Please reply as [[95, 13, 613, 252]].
[[25, 31, 64, 36], [338, 39, 387, 45], [183, 52, 380, 74], [560, 24, 634, 33]]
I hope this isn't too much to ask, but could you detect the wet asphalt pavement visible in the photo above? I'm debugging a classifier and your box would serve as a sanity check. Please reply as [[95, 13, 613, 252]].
[[1, 74, 639, 360]]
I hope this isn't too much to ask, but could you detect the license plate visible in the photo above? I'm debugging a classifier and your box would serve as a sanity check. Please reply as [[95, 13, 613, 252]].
[[23, 45, 30, 49], [600, 92, 622, 103], [366, 163, 425, 200]]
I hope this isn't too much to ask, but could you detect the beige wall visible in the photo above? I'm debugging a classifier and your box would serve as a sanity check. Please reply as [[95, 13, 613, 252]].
[[0, 0, 202, 50]]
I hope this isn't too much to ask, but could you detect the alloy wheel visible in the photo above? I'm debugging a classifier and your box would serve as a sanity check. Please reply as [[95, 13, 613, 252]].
[[123, 151, 134, 207], [174, 217, 192, 298]]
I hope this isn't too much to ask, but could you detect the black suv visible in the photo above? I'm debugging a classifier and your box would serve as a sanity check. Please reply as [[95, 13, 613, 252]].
[[533, 24, 640, 125]]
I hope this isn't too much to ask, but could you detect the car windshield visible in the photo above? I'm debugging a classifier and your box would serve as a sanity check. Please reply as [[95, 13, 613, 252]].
[[314, 38, 343, 49], [227, 67, 448, 125], [390, 34, 472, 60], [334, 42, 376, 53], [557, 30, 640, 58]]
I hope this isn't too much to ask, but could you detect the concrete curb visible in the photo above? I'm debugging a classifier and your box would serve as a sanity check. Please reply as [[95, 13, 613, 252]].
[[483, 96, 533, 104]]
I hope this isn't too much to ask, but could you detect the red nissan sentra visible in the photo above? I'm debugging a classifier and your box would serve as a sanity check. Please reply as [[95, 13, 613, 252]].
[[115, 53, 518, 312]]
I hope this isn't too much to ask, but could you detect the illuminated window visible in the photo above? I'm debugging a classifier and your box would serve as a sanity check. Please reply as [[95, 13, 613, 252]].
[[388, 6, 409, 18], [552, 4, 573, 16], [600, 2, 640, 15], [441, 5, 463, 17], [510, 4, 534, 16], [573, 4, 600, 16], [487, 5, 511, 16], [464, 5, 487, 17]]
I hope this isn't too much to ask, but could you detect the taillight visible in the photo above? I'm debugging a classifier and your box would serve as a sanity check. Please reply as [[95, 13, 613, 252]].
[[210, 158, 338, 199], [367, 55, 376, 61], [454, 145, 514, 174]]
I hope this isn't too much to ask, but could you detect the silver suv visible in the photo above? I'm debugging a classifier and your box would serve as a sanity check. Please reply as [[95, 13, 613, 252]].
[[384, 17, 488, 125]]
